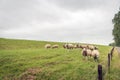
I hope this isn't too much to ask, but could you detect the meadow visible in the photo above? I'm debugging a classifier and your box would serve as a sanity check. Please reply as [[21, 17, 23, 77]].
[[0, 38, 120, 80]]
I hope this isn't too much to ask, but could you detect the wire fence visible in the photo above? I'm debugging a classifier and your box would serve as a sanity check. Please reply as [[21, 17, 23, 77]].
[[97, 47, 115, 80]]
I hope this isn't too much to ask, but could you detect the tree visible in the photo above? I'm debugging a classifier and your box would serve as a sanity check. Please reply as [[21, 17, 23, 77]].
[[112, 9, 120, 46], [109, 42, 116, 46]]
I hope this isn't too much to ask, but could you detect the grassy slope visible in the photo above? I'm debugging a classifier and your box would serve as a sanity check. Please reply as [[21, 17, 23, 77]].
[[0, 38, 63, 50], [0, 38, 120, 80]]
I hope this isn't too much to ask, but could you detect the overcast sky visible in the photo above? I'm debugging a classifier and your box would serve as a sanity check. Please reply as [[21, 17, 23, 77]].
[[0, 0, 120, 45]]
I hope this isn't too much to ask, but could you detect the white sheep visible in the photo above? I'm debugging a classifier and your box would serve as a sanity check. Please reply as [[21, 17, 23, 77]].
[[45, 44, 51, 49], [74, 44, 78, 49], [76, 44, 81, 48], [52, 44, 59, 49], [81, 48, 92, 59], [86, 49, 92, 57], [80, 45, 87, 49], [67, 43, 74, 49], [88, 45, 95, 50], [81, 48, 88, 60], [63, 43, 68, 49], [92, 48, 100, 62]]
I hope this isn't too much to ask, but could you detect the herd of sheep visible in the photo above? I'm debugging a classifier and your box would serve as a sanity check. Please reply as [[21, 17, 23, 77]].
[[44, 43, 100, 62]]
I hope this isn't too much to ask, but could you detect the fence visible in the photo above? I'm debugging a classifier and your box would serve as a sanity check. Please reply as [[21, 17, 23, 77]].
[[98, 47, 115, 80]]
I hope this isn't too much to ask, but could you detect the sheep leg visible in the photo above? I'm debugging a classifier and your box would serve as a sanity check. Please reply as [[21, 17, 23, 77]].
[[94, 56, 97, 62], [97, 57, 99, 62]]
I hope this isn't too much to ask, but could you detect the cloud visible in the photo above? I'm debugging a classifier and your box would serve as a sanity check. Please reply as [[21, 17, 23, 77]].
[[0, 0, 120, 45], [47, 0, 120, 11]]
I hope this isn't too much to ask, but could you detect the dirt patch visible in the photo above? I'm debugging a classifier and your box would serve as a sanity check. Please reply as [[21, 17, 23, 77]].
[[19, 67, 42, 80]]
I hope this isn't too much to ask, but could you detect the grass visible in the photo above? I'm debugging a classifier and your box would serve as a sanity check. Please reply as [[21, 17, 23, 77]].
[[0, 38, 63, 50], [0, 38, 120, 80]]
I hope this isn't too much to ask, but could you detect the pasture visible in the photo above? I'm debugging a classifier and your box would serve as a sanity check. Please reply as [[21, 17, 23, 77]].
[[0, 38, 120, 80]]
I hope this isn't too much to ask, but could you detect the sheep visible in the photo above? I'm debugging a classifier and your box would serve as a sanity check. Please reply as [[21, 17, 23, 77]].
[[86, 48, 92, 58], [52, 44, 59, 49], [88, 45, 95, 50], [45, 44, 51, 49], [81, 48, 88, 60], [92, 48, 100, 62], [63, 43, 68, 49], [63, 43, 74, 49], [81, 47, 93, 59], [73, 44, 78, 49], [76, 44, 81, 48], [80, 45, 87, 49], [66, 43, 74, 49], [81, 46, 100, 61]]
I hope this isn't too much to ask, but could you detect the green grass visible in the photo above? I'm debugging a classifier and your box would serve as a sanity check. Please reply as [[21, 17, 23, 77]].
[[0, 38, 120, 80], [0, 38, 63, 50]]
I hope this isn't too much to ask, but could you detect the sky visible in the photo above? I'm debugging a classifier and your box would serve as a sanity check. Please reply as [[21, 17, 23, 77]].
[[0, 0, 120, 45]]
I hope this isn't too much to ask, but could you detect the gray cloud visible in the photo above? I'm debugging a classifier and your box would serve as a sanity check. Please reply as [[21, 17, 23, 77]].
[[48, 0, 120, 11], [0, 0, 120, 45]]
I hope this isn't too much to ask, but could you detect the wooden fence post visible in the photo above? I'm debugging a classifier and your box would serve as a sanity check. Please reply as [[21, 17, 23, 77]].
[[110, 47, 114, 60], [98, 65, 102, 80], [108, 53, 111, 73]]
